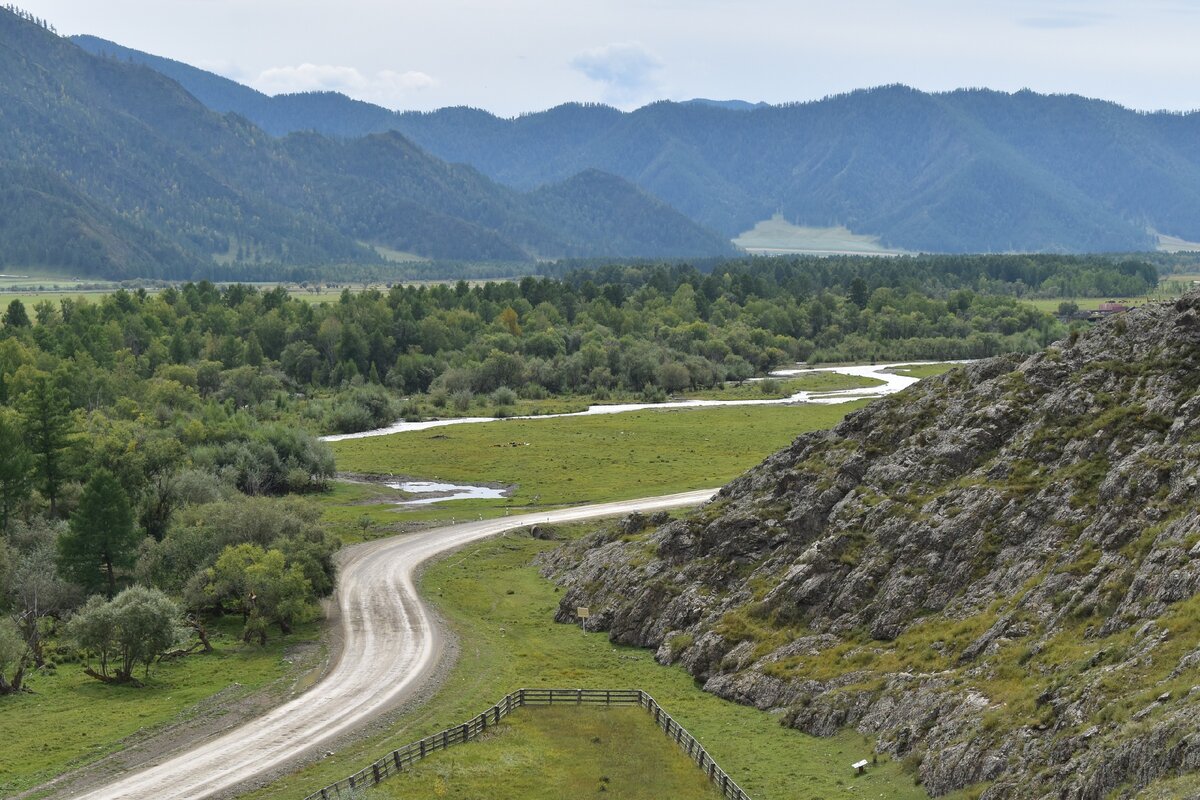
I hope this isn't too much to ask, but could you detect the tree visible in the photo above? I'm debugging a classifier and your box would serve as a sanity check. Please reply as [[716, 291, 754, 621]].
[[6, 519, 80, 668], [58, 470, 140, 597], [498, 307, 522, 336], [19, 375, 72, 516], [205, 544, 315, 644], [0, 411, 32, 531], [65, 587, 182, 684], [3, 299, 30, 329], [849, 277, 869, 309], [0, 617, 28, 694]]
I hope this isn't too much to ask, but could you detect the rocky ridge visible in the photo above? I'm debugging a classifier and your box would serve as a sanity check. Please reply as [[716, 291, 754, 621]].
[[544, 294, 1200, 798]]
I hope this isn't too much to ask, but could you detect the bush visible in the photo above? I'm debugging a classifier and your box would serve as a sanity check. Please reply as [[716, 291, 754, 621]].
[[491, 386, 518, 407], [451, 389, 474, 412]]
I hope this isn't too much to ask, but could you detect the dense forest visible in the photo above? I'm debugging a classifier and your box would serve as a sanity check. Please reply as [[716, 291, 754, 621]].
[[73, 33, 1200, 255]]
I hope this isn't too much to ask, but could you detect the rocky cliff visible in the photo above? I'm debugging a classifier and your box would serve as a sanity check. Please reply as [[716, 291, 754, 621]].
[[544, 294, 1200, 799]]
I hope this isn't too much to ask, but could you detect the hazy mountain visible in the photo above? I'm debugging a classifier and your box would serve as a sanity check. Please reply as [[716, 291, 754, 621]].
[[76, 33, 1200, 254], [0, 14, 733, 279], [682, 98, 771, 111]]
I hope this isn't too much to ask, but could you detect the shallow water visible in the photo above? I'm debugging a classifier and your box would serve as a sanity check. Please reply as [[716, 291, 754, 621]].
[[384, 480, 508, 506]]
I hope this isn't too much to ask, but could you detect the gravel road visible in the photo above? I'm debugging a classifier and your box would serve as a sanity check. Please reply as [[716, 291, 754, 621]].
[[69, 489, 717, 800]]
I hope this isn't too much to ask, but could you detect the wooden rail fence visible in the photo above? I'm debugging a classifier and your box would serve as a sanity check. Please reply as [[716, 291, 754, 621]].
[[301, 688, 751, 800]]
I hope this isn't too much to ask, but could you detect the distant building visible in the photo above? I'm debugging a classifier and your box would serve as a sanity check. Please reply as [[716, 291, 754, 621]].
[[1097, 301, 1130, 313]]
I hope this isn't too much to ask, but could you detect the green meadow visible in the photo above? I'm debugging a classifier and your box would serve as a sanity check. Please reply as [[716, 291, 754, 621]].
[[0, 619, 321, 796], [326, 402, 868, 540], [244, 526, 939, 800]]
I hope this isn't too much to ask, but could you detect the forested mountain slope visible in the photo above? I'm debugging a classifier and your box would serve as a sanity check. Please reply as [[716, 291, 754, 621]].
[[0, 12, 731, 278], [547, 293, 1200, 797], [78, 32, 1200, 255]]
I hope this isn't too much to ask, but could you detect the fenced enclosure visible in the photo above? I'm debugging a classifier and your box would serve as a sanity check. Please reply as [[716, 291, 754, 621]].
[[301, 688, 751, 800]]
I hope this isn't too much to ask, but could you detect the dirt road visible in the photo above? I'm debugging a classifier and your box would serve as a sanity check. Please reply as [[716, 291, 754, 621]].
[[70, 489, 717, 800]]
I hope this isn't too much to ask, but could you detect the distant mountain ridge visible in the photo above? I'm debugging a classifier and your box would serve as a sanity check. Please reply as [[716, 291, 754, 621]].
[[73, 34, 1200, 255], [0, 15, 733, 279]]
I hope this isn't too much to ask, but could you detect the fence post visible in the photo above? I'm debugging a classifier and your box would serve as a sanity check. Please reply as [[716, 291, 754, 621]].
[[494, 704, 501, 724], [348, 775, 356, 790], [462, 723, 469, 742], [372, 764, 381, 784], [394, 750, 402, 770], [420, 738, 426, 758]]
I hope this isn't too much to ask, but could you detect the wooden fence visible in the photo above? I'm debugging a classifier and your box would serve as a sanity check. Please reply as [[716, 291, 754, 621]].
[[301, 688, 751, 800]]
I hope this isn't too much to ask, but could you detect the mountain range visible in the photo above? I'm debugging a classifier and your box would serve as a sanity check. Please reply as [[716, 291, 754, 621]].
[[0, 11, 732, 279], [75, 34, 1200, 256]]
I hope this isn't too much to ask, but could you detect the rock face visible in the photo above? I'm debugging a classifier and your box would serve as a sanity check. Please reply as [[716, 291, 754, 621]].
[[543, 294, 1200, 799]]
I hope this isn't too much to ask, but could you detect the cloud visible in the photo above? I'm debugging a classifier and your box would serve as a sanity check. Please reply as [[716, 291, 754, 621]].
[[252, 64, 436, 108], [1017, 10, 1108, 29], [570, 42, 663, 106]]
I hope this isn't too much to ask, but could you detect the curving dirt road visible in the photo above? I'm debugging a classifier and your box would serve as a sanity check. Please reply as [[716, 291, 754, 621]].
[[70, 489, 717, 800]]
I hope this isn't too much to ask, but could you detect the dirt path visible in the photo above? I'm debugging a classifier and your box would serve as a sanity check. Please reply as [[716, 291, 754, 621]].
[[67, 490, 717, 800]]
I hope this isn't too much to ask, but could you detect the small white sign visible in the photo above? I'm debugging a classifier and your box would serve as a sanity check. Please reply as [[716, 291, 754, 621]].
[[576, 606, 591, 618]]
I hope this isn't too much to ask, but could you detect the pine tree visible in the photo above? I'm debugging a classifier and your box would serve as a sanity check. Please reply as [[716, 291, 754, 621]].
[[0, 412, 32, 531], [3, 299, 30, 328], [58, 470, 139, 597], [20, 375, 72, 516]]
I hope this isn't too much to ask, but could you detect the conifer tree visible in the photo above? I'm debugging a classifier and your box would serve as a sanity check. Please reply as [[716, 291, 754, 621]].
[[58, 470, 139, 597]]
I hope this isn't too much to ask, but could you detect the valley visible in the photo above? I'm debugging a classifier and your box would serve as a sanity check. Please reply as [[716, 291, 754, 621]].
[[3, 3, 1200, 798]]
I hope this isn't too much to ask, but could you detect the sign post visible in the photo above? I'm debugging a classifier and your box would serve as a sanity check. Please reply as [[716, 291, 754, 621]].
[[576, 606, 590, 631]]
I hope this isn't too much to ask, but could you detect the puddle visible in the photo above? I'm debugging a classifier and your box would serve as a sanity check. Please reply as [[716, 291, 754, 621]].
[[384, 480, 507, 506]]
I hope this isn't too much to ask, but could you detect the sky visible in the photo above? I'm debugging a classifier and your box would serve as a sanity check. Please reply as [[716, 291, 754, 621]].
[[21, 0, 1200, 116]]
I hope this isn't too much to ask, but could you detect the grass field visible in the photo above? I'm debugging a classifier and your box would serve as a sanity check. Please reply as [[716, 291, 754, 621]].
[[389, 371, 885, 424], [365, 705, 720, 799], [242, 526, 937, 800], [686, 371, 882, 400], [732, 215, 906, 256], [327, 402, 868, 539], [887, 363, 960, 379], [0, 618, 321, 796], [1022, 275, 1199, 314]]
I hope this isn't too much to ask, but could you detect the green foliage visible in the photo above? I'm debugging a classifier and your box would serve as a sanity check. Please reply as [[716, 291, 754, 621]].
[[18, 373, 73, 515], [0, 409, 32, 530], [57, 470, 140, 597], [65, 586, 182, 683], [138, 495, 336, 603], [3, 299, 30, 328], [0, 616, 28, 694], [205, 544, 316, 643]]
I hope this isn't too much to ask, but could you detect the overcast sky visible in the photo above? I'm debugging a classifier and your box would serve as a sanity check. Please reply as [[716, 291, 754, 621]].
[[22, 0, 1200, 116]]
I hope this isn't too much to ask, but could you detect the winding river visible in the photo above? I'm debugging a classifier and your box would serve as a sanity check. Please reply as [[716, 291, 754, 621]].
[[321, 361, 954, 443]]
